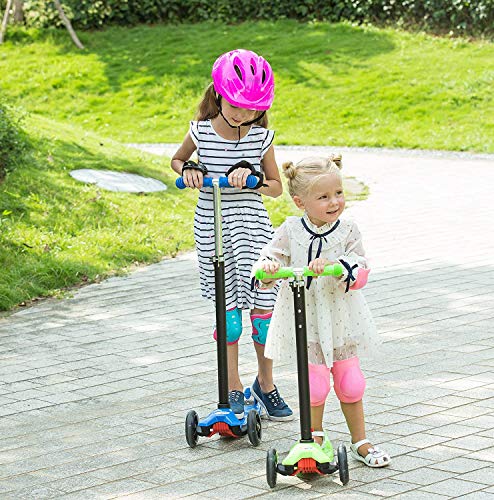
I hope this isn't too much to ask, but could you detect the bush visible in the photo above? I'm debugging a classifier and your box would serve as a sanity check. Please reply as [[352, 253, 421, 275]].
[[18, 0, 494, 37], [0, 100, 28, 181]]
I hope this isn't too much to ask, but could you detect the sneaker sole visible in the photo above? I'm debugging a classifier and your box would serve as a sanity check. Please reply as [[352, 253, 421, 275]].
[[251, 387, 295, 422]]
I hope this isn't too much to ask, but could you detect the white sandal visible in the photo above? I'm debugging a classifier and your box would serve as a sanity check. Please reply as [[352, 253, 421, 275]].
[[349, 439, 391, 468]]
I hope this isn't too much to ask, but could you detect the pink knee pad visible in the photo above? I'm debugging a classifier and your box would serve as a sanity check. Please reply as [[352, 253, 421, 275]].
[[308, 363, 331, 406], [331, 357, 366, 403]]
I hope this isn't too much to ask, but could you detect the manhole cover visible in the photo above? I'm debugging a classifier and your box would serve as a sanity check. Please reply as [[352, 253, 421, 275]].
[[70, 169, 167, 193]]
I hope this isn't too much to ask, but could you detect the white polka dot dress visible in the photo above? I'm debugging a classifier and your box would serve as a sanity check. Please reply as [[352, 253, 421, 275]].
[[256, 215, 380, 367], [191, 120, 278, 311]]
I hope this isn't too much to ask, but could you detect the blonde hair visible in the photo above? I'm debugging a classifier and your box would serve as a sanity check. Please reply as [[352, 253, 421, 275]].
[[195, 82, 269, 128], [282, 155, 343, 197]]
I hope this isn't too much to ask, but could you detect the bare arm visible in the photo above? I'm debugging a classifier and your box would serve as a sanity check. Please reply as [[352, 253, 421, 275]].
[[171, 133, 202, 188], [259, 145, 282, 198]]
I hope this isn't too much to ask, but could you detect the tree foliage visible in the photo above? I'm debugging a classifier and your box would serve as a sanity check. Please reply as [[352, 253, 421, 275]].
[[14, 0, 494, 37]]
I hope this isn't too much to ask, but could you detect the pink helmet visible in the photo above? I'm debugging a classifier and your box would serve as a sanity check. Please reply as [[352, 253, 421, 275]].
[[211, 49, 274, 111]]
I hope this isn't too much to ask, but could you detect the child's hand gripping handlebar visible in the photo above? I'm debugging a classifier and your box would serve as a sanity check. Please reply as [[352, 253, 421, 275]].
[[255, 264, 343, 281], [175, 175, 259, 189]]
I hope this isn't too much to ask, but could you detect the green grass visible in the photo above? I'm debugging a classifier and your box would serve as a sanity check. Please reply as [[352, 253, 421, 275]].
[[1, 20, 493, 152], [0, 114, 308, 310], [0, 115, 198, 310], [0, 114, 366, 311], [0, 20, 491, 310]]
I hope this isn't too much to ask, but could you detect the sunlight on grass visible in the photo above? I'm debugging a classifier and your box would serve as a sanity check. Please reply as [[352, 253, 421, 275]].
[[2, 21, 492, 152], [0, 115, 197, 310], [1, 20, 491, 310]]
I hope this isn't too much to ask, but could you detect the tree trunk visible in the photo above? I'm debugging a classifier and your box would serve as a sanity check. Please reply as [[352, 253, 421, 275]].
[[13, 0, 24, 23], [53, 0, 84, 50], [0, 0, 13, 44]]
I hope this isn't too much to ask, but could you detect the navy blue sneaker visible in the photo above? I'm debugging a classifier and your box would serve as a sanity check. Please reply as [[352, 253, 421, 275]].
[[252, 377, 294, 421], [228, 390, 245, 419]]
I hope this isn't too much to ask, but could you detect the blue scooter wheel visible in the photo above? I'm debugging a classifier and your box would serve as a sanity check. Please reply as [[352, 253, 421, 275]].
[[247, 409, 262, 447], [266, 448, 278, 488], [337, 443, 349, 485], [185, 410, 199, 448]]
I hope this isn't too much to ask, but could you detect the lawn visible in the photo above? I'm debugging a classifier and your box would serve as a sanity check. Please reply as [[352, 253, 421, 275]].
[[0, 114, 309, 311], [0, 115, 190, 310], [0, 20, 491, 310], [1, 20, 493, 152]]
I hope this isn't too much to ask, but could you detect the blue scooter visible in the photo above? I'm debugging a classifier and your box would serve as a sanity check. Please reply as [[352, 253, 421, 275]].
[[176, 174, 263, 447]]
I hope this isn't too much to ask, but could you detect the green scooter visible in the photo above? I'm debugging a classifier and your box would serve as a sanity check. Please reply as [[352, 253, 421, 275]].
[[255, 265, 350, 488]]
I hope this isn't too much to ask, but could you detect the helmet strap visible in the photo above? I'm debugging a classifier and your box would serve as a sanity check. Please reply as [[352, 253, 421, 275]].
[[216, 95, 266, 147]]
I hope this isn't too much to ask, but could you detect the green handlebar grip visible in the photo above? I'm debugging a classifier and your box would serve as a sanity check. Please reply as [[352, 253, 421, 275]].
[[255, 263, 343, 280], [305, 263, 343, 277], [255, 267, 294, 280]]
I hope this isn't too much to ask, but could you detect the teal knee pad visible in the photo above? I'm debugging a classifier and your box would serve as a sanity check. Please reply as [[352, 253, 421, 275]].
[[213, 307, 243, 344], [251, 312, 272, 345]]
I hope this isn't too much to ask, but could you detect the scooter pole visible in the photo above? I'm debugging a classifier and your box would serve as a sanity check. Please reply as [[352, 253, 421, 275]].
[[212, 179, 229, 409], [255, 264, 343, 442], [290, 271, 313, 443], [176, 174, 259, 409]]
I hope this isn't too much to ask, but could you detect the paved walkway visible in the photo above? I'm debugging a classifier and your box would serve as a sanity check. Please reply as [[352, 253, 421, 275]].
[[1, 146, 494, 499]]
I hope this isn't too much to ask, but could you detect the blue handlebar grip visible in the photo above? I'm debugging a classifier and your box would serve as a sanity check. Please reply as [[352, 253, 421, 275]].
[[245, 175, 258, 189], [176, 174, 259, 190]]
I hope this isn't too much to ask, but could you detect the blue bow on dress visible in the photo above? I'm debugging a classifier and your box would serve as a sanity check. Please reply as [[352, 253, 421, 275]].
[[301, 218, 340, 289]]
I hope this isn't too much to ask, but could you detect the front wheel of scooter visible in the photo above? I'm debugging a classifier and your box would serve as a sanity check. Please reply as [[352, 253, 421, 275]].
[[247, 409, 262, 446], [185, 410, 199, 448], [266, 448, 278, 488], [337, 443, 349, 485]]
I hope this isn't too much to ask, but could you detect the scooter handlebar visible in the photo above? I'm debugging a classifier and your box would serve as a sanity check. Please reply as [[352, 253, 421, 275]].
[[255, 264, 343, 281], [176, 175, 258, 190]]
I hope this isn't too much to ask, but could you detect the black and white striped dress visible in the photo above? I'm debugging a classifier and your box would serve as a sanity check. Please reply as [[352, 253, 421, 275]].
[[190, 119, 279, 311]]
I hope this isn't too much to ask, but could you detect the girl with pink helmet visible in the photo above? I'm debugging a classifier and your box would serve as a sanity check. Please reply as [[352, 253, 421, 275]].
[[171, 49, 293, 422]]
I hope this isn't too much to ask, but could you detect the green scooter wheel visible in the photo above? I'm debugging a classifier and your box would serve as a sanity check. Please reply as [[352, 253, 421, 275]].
[[337, 443, 349, 485], [266, 448, 278, 488]]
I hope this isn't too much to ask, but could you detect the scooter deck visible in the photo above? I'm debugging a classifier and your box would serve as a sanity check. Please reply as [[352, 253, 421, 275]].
[[196, 392, 261, 438]]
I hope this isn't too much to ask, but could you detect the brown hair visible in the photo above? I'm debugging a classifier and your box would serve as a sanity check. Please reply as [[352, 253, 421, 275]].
[[195, 83, 269, 128], [282, 155, 343, 197]]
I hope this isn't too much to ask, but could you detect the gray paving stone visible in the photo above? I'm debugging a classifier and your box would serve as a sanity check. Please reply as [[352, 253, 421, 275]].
[[393, 492, 449, 499], [390, 432, 451, 449], [2, 147, 494, 497], [390, 467, 456, 486], [421, 477, 490, 496], [460, 467, 494, 486], [447, 434, 494, 452], [458, 492, 494, 500], [353, 478, 416, 497], [430, 457, 492, 474]]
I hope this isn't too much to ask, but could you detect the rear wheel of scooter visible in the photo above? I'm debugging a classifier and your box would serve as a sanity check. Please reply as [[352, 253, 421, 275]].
[[266, 448, 278, 488], [247, 409, 262, 446], [185, 410, 199, 448], [337, 443, 349, 485]]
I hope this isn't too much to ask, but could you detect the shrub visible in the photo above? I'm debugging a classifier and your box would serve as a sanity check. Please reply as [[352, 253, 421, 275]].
[[0, 100, 28, 181], [17, 0, 494, 37]]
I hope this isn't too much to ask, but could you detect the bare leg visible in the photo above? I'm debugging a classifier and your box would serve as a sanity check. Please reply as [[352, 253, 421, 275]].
[[227, 343, 243, 392], [340, 399, 373, 456], [310, 404, 325, 445], [253, 342, 274, 392], [252, 307, 275, 393]]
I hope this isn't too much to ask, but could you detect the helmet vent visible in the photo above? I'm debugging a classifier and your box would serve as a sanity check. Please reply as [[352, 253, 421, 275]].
[[234, 65, 242, 80], [262, 69, 266, 83]]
